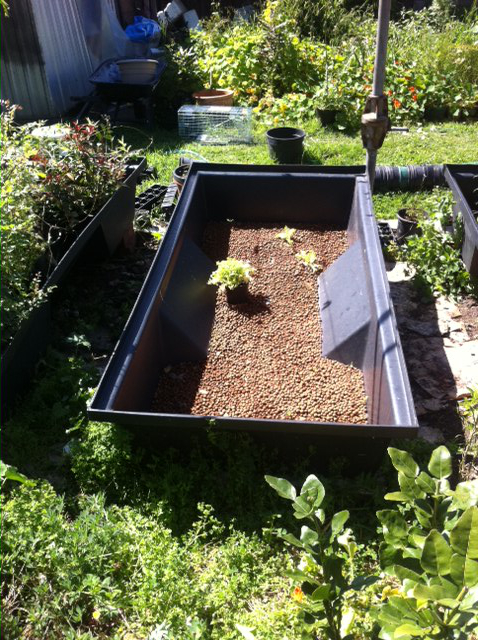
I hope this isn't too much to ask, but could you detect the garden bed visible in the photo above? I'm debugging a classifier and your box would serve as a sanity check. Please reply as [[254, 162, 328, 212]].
[[152, 222, 367, 423], [1, 158, 146, 409], [89, 164, 417, 450]]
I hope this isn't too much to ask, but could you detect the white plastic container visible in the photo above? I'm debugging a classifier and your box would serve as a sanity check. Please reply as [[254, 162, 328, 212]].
[[117, 59, 159, 84]]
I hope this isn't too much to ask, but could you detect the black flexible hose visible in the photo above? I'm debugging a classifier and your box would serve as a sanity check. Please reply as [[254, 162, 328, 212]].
[[374, 164, 446, 191]]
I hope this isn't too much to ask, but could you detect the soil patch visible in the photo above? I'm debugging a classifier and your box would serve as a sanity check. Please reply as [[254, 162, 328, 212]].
[[152, 223, 368, 424], [457, 296, 478, 340]]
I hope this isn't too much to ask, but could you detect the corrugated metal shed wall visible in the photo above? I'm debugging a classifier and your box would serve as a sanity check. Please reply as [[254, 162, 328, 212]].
[[1, 0, 127, 120], [0, 1, 54, 119], [31, 0, 94, 117]]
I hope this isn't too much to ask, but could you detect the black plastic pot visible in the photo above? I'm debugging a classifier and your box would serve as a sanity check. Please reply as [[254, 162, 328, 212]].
[[1, 158, 146, 411], [396, 208, 425, 243], [89, 163, 417, 461], [266, 127, 305, 164], [444, 164, 478, 276], [317, 109, 338, 126], [173, 164, 190, 192], [424, 106, 449, 122]]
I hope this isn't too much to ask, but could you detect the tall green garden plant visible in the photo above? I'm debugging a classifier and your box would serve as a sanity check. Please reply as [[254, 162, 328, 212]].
[[265, 474, 377, 639], [375, 446, 478, 639]]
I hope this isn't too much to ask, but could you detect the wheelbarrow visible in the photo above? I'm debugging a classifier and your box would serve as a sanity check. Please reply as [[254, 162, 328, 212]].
[[74, 58, 167, 125]]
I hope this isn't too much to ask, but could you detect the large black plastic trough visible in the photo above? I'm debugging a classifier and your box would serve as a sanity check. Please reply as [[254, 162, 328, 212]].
[[89, 163, 417, 451], [444, 164, 478, 277], [1, 158, 146, 410]]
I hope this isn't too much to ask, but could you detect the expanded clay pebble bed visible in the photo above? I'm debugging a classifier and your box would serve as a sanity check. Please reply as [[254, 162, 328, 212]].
[[152, 222, 368, 423]]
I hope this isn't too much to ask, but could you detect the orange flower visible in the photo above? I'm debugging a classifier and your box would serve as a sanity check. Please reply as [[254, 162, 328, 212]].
[[387, 89, 393, 97], [393, 99, 401, 109], [408, 86, 416, 93], [292, 586, 304, 603], [412, 93, 418, 101]]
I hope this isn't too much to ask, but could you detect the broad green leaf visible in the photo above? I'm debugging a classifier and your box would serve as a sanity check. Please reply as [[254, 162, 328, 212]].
[[395, 564, 423, 584], [413, 583, 448, 602], [428, 446, 452, 479], [421, 530, 452, 576], [464, 557, 478, 587], [438, 575, 462, 598], [0, 461, 29, 484], [284, 569, 316, 583], [450, 507, 478, 559], [349, 575, 379, 590], [415, 509, 432, 530], [414, 499, 433, 516], [300, 474, 325, 508], [416, 472, 436, 494], [379, 542, 402, 571], [461, 585, 478, 610], [311, 584, 331, 601], [399, 472, 425, 499], [403, 547, 421, 561], [264, 475, 296, 500], [395, 623, 427, 637], [450, 553, 466, 586], [453, 481, 478, 510], [410, 527, 427, 549], [377, 510, 408, 545], [277, 530, 304, 549], [293, 495, 314, 519], [300, 525, 318, 547], [330, 510, 349, 538], [388, 448, 419, 478], [323, 557, 346, 589], [315, 508, 325, 523], [384, 491, 410, 502]]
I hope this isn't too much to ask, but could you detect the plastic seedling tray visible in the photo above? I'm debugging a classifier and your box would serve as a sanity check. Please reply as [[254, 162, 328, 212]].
[[2, 158, 146, 410], [444, 164, 478, 277], [135, 184, 169, 213], [89, 164, 417, 459]]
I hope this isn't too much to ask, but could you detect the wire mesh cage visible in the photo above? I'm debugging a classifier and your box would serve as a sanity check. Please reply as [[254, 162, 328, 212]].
[[177, 105, 253, 144]]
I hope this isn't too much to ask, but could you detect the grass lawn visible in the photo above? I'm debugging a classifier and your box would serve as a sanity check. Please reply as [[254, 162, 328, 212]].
[[2, 120, 477, 640]]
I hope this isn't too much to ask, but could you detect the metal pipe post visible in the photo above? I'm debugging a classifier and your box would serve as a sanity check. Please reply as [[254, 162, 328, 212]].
[[365, 0, 392, 189]]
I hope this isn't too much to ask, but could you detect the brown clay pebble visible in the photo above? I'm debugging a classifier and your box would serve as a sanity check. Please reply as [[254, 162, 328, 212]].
[[152, 223, 368, 424]]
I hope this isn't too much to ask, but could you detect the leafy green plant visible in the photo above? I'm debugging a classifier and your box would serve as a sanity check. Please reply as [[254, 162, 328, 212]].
[[400, 190, 474, 299], [265, 474, 377, 640], [276, 226, 297, 245], [1, 105, 133, 349], [458, 387, 478, 482], [208, 258, 255, 291], [295, 250, 321, 273], [375, 445, 478, 640]]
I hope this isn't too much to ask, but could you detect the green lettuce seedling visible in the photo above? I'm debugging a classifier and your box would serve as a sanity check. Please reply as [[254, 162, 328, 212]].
[[208, 258, 255, 291], [295, 250, 321, 273], [276, 226, 297, 246]]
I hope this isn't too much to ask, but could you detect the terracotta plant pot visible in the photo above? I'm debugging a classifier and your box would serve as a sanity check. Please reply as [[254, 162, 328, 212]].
[[192, 89, 234, 106]]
